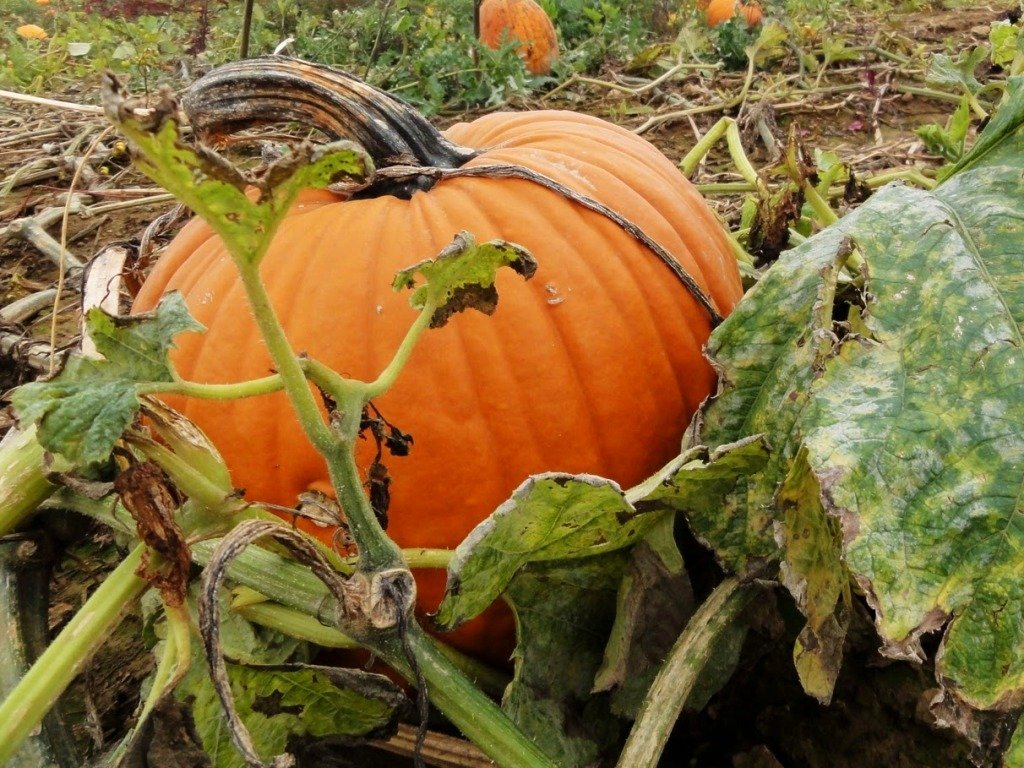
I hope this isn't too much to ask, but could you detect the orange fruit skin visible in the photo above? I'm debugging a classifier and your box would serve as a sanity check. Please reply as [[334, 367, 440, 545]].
[[134, 110, 743, 667], [479, 0, 559, 75], [16, 23, 48, 39], [740, 2, 763, 27], [706, 0, 762, 27]]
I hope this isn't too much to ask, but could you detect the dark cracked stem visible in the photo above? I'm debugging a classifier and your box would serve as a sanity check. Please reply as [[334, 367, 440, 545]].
[[182, 56, 478, 170]]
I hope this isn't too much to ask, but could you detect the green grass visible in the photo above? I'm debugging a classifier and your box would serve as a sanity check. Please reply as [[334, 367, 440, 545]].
[[2, 0, 674, 112], [0, 0, 1001, 112]]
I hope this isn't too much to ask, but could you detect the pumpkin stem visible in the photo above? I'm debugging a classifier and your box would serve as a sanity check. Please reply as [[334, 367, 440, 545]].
[[182, 56, 478, 197]]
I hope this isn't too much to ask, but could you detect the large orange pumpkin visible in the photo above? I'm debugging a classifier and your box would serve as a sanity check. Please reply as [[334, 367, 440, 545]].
[[478, 0, 559, 75], [133, 59, 742, 666]]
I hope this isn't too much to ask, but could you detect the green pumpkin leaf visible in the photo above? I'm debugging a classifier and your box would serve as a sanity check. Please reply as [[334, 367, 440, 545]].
[[11, 294, 202, 464], [644, 437, 772, 573], [437, 439, 768, 629], [392, 231, 537, 328], [813, 149, 847, 195], [746, 21, 788, 67], [178, 660, 407, 768], [502, 556, 627, 768], [11, 358, 139, 465], [818, 36, 860, 66], [436, 473, 643, 629], [926, 46, 988, 94], [948, 77, 1024, 177], [915, 95, 971, 165], [989, 20, 1022, 68], [800, 173, 1024, 709], [796, 83, 1024, 709], [686, 230, 851, 573], [697, 78, 1024, 717], [86, 292, 203, 382]]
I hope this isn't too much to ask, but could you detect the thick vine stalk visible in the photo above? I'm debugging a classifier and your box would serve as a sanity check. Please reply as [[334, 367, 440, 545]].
[[615, 578, 760, 768], [0, 427, 55, 537], [0, 544, 149, 764]]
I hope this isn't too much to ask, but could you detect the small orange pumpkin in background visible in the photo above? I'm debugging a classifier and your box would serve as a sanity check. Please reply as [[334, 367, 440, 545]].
[[739, 2, 763, 27], [706, 0, 763, 27], [16, 23, 48, 40], [478, 0, 559, 75], [133, 59, 742, 666]]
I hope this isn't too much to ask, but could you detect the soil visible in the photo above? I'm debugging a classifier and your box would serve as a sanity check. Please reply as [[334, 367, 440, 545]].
[[0, 2, 1017, 766]]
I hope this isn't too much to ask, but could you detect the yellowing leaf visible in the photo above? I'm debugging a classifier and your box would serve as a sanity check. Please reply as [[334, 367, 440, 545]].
[[696, 78, 1024, 725]]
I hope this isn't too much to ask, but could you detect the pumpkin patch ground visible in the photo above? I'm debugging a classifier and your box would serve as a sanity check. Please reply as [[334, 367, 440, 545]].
[[1, 1, 1021, 766]]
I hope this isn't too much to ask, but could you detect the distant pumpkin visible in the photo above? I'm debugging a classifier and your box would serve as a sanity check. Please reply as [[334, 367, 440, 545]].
[[706, 0, 762, 27], [739, 2, 763, 26], [16, 23, 48, 40], [479, 0, 559, 75]]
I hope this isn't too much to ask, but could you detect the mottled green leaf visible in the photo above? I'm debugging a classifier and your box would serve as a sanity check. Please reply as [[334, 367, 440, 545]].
[[86, 292, 203, 382], [654, 438, 772, 573], [437, 474, 645, 629], [502, 556, 627, 768], [10, 295, 203, 464], [276, 140, 375, 196], [693, 77, 1024, 722], [687, 231, 852, 572], [776, 447, 850, 704], [178, 660, 406, 768], [798, 93, 1024, 709], [11, 357, 140, 465], [392, 231, 537, 328], [438, 439, 768, 629], [123, 120, 269, 260]]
